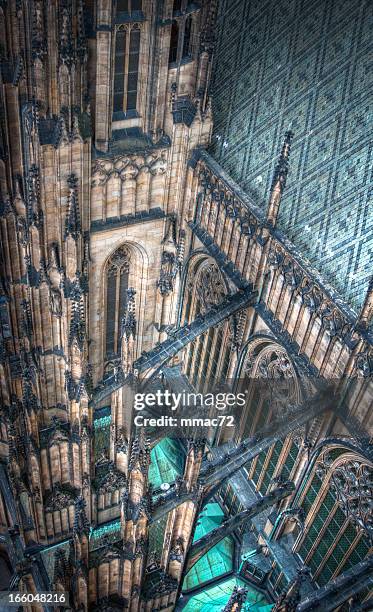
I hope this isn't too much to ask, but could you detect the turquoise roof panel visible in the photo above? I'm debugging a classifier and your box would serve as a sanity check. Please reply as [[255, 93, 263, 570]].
[[183, 502, 234, 591], [182, 576, 273, 611], [148, 438, 185, 489], [193, 502, 225, 542], [89, 519, 121, 551], [39, 540, 71, 582]]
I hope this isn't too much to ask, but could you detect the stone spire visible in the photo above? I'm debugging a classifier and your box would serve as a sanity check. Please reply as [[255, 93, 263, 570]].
[[52, 549, 71, 590], [222, 585, 248, 611], [120, 288, 137, 374], [357, 275, 373, 330], [120, 288, 137, 340], [128, 431, 150, 474], [267, 131, 294, 226], [65, 174, 81, 240], [73, 496, 90, 537]]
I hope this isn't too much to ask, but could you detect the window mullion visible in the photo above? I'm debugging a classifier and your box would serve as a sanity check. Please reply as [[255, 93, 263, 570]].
[[114, 269, 121, 354]]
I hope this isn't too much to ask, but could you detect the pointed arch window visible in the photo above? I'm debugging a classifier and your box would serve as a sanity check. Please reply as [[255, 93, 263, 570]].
[[182, 261, 229, 389], [106, 246, 131, 357], [113, 24, 141, 114]]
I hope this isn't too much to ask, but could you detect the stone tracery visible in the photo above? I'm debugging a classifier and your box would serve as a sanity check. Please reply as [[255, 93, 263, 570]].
[[316, 452, 373, 540]]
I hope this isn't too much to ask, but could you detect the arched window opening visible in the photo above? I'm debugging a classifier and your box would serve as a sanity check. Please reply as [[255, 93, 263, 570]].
[[296, 451, 372, 587], [181, 259, 229, 389], [113, 26, 140, 114], [105, 246, 131, 357], [182, 15, 192, 58], [169, 20, 179, 64], [240, 341, 300, 434], [236, 340, 301, 494]]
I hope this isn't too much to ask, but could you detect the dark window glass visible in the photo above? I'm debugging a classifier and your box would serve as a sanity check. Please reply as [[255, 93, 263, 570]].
[[221, 342, 231, 381], [114, 73, 124, 92], [114, 30, 126, 112], [127, 29, 140, 110], [116, 28, 126, 56], [113, 94, 122, 112], [131, 0, 142, 10], [130, 29, 140, 51], [116, 0, 128, 13], [119, 272, 128, 327], [183, 16, 192, 58], [106, 273, 117, 355], [173, 0, 182, 11], [127, 92, 137, 111], [115, 50, 125, 72], [169, 21, 179, 64], [127, 73, 138, 91], [113, 27, 140, 113], [128, 51, 139, 72]]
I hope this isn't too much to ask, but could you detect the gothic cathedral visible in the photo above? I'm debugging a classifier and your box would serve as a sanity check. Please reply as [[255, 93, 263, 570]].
[[0, 0, 371, 611]]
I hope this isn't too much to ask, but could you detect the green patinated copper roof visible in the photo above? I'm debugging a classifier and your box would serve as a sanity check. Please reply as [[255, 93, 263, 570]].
[[193, 502, 225, 542], [182, 576, 273, 611], [183, 502, 234, 592], [89, 519, 121, 551], [148, 438, 185, 489], [39, 540, 71, 581]]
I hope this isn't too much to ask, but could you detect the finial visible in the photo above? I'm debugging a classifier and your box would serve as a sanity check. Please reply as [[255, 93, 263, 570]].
[[120, 288, 137, 340], [267, 131, 294, 227], [357, 275, 373, 330], [222, 585, 248, 611], [73, 496, 90, 536]]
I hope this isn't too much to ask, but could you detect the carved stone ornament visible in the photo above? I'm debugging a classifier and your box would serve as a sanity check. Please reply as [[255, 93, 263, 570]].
[[157, 251, 177, 296], [94, 462, 127, 493], [245, 344, 299, 412], [91, 152, 167, 187], [316, 455, 373, 539], [222, 585, 248, 611], [107, 246, 131, 276], [354, 347, 373, 378], [32, 0, 47, 60], [195, 262, 226, 314], [197, 166, 261, 238], [169, 536, 185, 562], [115, 427, 128, 454], [45, 484, 77, 512], [268, 242, 352, 340]]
